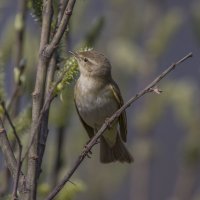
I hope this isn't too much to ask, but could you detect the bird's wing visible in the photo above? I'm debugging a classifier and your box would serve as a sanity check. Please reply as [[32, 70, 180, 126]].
[[109, 81, 127, 142]]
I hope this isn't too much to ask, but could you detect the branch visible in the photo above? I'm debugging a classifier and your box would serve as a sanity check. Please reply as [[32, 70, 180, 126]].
[[45, 52, 192, 200], [37, 55, 56, 178], [0, 119, 27, 197], [37, 0, 69, 177], [14, 0, 27, 68], [22, 62, 73, 162], [44, 0, 76, 58], [1, 102, 23, 200], [5, 60, 26, 117], [26, 0, 53, 199], [22, 0, 77, 165], [0, 120, 17, 180], [11, 0, 28, 117]]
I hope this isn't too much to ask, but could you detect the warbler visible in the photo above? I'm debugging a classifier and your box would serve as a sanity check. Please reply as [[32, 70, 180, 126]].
[[72, 50, 133, 163]]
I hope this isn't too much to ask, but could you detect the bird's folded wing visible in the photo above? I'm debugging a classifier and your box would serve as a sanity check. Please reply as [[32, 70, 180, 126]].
[[109, 82, 127, 142]]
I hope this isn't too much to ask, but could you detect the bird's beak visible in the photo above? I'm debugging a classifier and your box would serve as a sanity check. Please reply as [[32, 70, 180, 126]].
[[69, 51, 79, 59]]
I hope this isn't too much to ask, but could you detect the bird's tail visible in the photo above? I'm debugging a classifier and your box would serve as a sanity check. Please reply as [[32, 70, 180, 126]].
[[100, 134, 133, 163]]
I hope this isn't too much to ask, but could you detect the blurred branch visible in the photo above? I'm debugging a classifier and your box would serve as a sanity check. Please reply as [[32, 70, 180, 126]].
[[0, 118, 27, 197], [6, 60, 26, 115], [85, 17, 105, 47], [1, 102, 23, 200], [14, 0, 27, 69], [11, 0, 28, 116], [45, 52, 192, 200], [0, 120, 17, 183], [1, 2, 27, 193], [51, 126, 65, 186]]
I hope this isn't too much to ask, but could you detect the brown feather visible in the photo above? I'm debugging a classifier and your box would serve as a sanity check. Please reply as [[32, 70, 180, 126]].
[[100, 133, 133, 163], [109, 82, 127, 142]]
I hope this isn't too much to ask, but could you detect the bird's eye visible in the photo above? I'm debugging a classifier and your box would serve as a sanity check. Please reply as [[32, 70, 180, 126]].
[[84, 58, 88, 62]]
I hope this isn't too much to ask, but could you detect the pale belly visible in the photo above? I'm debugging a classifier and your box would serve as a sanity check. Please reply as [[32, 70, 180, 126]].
[[75, 84, 118, 128]]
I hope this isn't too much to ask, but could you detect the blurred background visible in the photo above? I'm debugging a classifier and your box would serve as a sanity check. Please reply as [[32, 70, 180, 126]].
[[0, 0, 200, 200]]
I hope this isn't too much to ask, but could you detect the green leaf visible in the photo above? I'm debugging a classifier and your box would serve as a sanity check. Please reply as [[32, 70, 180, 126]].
[[29, 0, 43, 23], [54, 47, 92, 95]]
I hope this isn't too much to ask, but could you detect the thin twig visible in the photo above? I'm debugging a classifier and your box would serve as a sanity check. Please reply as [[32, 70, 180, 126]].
[[0, 119, 27, 197], [0, 119, 17, 178], [1, 102, 23, 200], [43, 0, 76, 58], [45, 52, 192, 200]]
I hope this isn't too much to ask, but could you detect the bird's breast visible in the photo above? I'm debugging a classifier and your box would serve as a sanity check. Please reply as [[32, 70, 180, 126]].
[[75, 76, 118, 128]]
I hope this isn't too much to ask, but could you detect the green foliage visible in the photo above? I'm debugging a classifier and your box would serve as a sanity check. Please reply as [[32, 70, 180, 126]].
[[50, 90, 73, 127], [85, 17, 105, 47], [0, 19, 15, 63], [56, 179, 86, 200], [14, 13, 24, 31], [55, 56, 79, 94], [0, 194, 11, 200], [38, 180, 86, 199], [55, 47, 92, 94], [28, 0, 43, 22], [146, 8, 183, 59], [38, 183, 51, 198], [167, 80, 200, 166], [183, 137, 200, 166], [134, 95, 167, 134], [169, 80, 199, 128]]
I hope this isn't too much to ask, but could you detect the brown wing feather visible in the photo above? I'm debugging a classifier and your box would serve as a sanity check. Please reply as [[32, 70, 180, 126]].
[[109, 81, 127, 142]]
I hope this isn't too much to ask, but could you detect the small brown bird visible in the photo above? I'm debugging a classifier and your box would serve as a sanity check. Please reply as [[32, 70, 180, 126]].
[[73, 50, 133, 163]]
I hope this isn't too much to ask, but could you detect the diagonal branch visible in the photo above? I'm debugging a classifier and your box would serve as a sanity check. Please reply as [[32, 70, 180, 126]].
[[0, 120, 17, 180], [1, 102, 23, 200], [45, 52, 192, 200], [0, 119, 27, 197]]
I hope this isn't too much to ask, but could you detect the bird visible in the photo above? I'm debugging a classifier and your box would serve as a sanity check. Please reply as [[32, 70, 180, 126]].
[[72, 50, 133, 163]]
